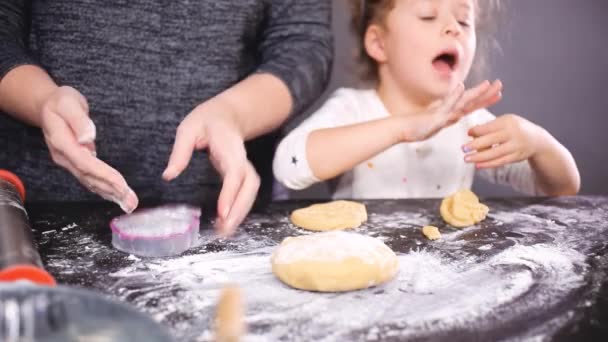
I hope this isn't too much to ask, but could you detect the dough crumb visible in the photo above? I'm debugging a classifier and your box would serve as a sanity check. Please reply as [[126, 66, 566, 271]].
[[422, 226, 441, 240]]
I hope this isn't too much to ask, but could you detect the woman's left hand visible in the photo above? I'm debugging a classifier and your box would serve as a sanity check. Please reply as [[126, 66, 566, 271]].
[[463, 114, 548, 169], [163, 98, 260, 236]]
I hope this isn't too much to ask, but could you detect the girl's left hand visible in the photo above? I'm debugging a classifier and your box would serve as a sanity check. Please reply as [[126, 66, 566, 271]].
[[462, 114, 548, 169]]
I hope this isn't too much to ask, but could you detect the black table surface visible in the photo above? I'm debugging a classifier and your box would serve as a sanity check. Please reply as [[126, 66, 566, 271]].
[[26, 196, 608, 341]]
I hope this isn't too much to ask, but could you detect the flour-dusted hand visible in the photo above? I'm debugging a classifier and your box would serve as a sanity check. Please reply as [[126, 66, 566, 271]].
[[40, 86, 138, 213], [163, 98, 261, 236]]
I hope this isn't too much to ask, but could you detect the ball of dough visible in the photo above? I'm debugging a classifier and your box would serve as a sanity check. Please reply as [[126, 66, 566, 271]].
[[271, 231, 399, 292], [290, 200, 367, 231], [440, 189, 489, 228]]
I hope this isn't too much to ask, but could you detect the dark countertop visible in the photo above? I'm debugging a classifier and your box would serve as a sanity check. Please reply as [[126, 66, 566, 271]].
[[27, 196, 608, 341]]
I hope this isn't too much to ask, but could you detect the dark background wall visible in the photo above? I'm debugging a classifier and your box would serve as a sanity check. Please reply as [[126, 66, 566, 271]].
[[282, 0, 608, 199]]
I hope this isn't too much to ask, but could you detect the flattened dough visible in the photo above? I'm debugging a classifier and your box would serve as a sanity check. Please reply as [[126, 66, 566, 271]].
[[290, 200, 367, 231], [271, 231, 399, 292], [440, 189, 489, 228]]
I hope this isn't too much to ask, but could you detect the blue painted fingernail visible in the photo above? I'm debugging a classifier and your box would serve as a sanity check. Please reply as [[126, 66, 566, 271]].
[[462, 145, 472, 153]]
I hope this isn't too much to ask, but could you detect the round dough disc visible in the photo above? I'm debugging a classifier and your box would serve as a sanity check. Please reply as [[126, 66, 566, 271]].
[[271, 231, 399, 292], [290, 200, 367, 231]]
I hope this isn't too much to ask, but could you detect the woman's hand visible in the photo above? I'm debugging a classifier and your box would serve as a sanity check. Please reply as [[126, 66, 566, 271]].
[[163, 98, 260, 236], [40, 86, 138, 212]]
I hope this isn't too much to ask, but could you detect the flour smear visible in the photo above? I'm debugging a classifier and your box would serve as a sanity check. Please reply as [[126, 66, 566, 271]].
[[40, 198, 608, 341]]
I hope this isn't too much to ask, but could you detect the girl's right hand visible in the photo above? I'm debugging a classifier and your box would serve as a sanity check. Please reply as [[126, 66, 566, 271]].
[[39, 86, 138, 213], [398, 80, 503, 142]]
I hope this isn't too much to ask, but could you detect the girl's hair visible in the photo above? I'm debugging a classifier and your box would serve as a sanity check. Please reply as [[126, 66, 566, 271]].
[[348, 0, 503, 84], [349, 0, 396, 83]]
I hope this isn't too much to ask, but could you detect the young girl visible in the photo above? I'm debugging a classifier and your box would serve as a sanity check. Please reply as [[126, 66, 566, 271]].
[[273, 0, 580, 199]]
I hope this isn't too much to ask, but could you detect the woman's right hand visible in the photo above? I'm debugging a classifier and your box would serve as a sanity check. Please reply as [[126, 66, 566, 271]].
[[39, 86, 138, 213], [397, 80, 503, 142]]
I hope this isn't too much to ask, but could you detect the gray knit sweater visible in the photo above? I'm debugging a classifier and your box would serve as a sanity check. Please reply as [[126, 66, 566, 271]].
[[0, 0, 332, 204]]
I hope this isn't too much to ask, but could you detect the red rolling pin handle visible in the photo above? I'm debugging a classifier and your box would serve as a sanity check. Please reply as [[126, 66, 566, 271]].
[[0, 170, 56, 286]]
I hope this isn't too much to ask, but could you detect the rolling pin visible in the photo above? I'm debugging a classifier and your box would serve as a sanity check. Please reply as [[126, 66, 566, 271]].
[[0, 170, 56, 286]]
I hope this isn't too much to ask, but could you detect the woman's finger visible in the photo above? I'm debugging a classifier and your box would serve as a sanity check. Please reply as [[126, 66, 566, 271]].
[[53, 150, 129, 209], [217, 163, 260, 236], [43, 109, 137, 212], [163, 124, 201, 181], [81, 141, 97, 157], [52, 90, 96, 144], [67, 148, 138, 212], [216, 161, 246, 221]]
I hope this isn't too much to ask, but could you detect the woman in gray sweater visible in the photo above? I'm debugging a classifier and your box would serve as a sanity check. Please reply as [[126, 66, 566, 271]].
[[0, 0, 333, 234]]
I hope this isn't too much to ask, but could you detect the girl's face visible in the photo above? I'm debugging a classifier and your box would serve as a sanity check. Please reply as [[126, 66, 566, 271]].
[[369, 0, 477, 103]]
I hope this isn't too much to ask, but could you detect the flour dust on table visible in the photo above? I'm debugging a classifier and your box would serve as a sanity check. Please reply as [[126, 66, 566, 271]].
[[31, 198, 608, 341]]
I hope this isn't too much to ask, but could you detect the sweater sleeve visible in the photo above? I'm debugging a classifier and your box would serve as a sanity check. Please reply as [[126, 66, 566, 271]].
[[255, 0, 333, 116], [0, 0, 39, 82]]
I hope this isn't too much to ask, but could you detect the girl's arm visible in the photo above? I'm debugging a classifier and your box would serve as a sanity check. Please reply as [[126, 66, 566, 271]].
[[529, 129, 581, 196], [528, 130, 580, 195], [275, 82, 502, 190], [305, 116, 413, 182]]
